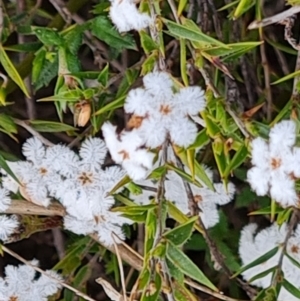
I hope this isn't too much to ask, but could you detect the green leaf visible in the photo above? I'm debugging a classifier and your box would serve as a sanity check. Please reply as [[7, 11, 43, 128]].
[[203, 42, 262, 58], [4, 42, 42, 52], [140, 31, 158, 54], [116, 69, 139, 98], [166, 258, 184, 283], [29, 120, 77, 132], [164, 216, 197, 246], [32, 49, 58, 90], [231, 246, 279, 278], [248, 266, 276, 283], [98, 64, 109, 86], [188, 129, 210, 150], [165, 163, 201, 187], [0, 114, 17, 134], [201, 111, 221, 137], [94, 95, 126, 115], [224, 143, 248, 177], [272, 70, 300, 85], [173, 147, 214, 190], [163, 18, 228, 48], [282, 279, 300, 298], [0, 46, 29, 97], [167, 241, 217, 290], [233, 0, 255, 19], [140, 272, 162, 301], [180, 38, 188, 86], [0, 154, 21, 185], [33, 26, 64, 46], [285, 251, 300, 270], [91, 16, 137, 50], [212, 139, 227, 178], [265, 37, 297, 55], [269, 99, 292, 127], [54, 237, 93, 275], [178, 0, 188, 16]]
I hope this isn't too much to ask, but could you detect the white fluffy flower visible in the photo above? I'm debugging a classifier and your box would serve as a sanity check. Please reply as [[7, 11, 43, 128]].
[[0, 188, 11, 212], [0, 215, 19, 241], [124, 71, 206, 148], [0, 261, 61, 300], [64, 210, 132, 246], [109, 0, 153, 32], [247, 120, 299, 207], [132, 166, 235, 228], [102, 122, 155, 180], [239, 223, 300, 301]]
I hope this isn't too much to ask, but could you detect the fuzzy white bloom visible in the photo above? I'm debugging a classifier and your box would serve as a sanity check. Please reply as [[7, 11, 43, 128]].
[[239, 223, 300, 301], [109, 0, 153, 32], [0, 215, 19, 241], [0, 188, 11, 212], [102, 122, 155, 180], [247, 120, 300, 207], [64, 210, 132, 246], [132, 167, 235, 228], [124, 71, 206, 148], [0, 261, 61, 300]]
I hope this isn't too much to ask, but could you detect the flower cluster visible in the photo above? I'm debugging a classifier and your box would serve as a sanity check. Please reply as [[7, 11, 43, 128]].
[[0, 260, 61, 301], [109, 0, 153, 32], [0, 188, 19, 242], [1, 137, 132, 246], [239, 223, 300, 301], [130, 148, 235, 228], [103, 71, 206, 181], [247, 120, 300, 207]]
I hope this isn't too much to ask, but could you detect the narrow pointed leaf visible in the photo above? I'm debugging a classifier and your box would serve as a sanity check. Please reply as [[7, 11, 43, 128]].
[[0, 46, 29, 97], [163, 18, 227, 48], [167, 242, 217, 290], [231, 246, 279, 278], [29, 120, 77, 132], [282, 279, 300, 298], [164, 216, 197, 246], [0, 154, 20, 185], [94, 95, 126, 116]]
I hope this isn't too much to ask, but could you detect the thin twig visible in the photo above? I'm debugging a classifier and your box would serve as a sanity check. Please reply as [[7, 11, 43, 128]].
[[292, 50, 300, 99], [248, 5, 300, 29], [259, 26, 273, 122], [14, 119, 54, 146], [5, 199, 65, 216], [281, 16, 300, 51]]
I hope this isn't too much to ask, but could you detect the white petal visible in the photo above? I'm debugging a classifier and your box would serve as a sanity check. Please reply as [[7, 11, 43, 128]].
[[269, 120, 296, 150], [213, 182, 235, 205], [198, 201, 220, 228], [0, 188, 11, 212], [169, 118, 198, 147], [22, 137, 45, 164], [174, 86, 206, 116], [143, 71, 173, 98], [165, 171, 189, 214], [247, 166, 270, 196], [270, 172, 297, 207], [251, 137, 269, 167], [124, 88, 152, 115], [0, 215, 19, 241], [80, 137, 107, 166]]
